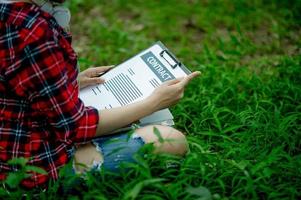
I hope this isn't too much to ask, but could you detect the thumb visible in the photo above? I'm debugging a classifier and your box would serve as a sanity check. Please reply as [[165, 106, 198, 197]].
[[178, 71, 201, 87]]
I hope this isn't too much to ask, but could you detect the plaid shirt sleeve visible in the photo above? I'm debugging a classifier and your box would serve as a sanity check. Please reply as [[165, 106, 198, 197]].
[[12, 23, 99, 144]]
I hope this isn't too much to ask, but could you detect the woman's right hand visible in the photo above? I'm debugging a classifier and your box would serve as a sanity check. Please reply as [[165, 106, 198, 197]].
[[95, 71, 200, 136], [146, 71, 201, 112]]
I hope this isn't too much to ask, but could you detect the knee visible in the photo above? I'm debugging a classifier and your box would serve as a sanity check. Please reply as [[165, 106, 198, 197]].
[[73, 143, 103, 173], [163, 127, 188, 156], [135, 125, 188, 156]]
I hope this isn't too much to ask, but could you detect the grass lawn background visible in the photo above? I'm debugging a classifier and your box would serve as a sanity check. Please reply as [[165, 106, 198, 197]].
[[1, 0, 300, 199]]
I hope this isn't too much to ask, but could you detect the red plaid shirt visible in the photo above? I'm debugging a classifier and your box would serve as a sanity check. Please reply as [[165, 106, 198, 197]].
[[0, 2, 99, 188]]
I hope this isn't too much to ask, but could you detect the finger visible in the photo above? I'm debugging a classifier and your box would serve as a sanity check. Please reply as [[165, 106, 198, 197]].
[[93, 65, 115, 76], [85, 77, 105, 86], [178, 71, 201, 87], [161, 77, 184, 86], [85, 66, 114, 77]]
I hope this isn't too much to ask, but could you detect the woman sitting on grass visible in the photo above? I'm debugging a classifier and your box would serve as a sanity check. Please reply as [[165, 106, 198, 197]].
[[0, 0, 200, 189]]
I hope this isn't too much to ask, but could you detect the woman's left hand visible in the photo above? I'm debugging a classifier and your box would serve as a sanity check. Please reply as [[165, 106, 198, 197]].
[[78, 66, 114, 89]]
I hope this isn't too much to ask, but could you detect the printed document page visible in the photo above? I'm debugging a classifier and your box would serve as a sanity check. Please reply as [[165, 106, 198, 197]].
[[79, 42, 189, 110]]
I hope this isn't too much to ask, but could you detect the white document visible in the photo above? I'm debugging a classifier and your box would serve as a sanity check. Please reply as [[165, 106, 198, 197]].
[[79, 41, 190, 112]]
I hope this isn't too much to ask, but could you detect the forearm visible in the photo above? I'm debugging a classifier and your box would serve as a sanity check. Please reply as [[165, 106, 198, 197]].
[[95, 99, 156, 137]]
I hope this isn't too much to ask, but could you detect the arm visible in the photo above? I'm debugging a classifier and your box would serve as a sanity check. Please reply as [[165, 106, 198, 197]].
[[95, 98, 154, 136], [16, 31, 99, 144], [95, 72, 201, 136]]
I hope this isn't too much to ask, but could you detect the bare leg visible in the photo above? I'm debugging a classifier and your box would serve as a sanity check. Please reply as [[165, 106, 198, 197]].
[[73, 143, 103, 173], [135, 125, 188, 156]]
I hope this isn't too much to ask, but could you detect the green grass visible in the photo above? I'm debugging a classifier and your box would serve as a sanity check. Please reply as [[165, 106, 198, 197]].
[[1, 0, 301, 199]]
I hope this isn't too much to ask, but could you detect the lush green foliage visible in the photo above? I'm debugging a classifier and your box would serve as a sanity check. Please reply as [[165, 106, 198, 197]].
[[1, 0, 300, 199]]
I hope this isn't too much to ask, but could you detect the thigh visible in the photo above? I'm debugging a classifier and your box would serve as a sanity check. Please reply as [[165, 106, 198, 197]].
[[87, 131, 145, 172]]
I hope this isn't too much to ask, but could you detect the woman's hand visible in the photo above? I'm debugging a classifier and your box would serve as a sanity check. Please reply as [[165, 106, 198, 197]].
[[94, 71, 200, 136], [78, 66, 114, 89], [146, 71, 201, 112]]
